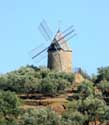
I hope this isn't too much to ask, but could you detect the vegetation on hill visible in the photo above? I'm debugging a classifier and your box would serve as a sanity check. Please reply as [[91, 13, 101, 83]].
[[0, 65, 109, 125], [0, 91, 21, 124], [0, 65, 75, 96]]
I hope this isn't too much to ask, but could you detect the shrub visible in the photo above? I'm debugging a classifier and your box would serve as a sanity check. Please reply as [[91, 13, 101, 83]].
[[0, 90, 21, 124], [38, 78, 58, 96]]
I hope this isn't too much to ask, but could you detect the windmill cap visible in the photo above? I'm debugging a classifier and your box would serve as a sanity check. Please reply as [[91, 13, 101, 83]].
[[51, 30, 72, 51]]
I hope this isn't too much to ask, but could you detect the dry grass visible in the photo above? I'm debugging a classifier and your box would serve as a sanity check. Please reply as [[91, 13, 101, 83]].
[[24, 97, 68, 106]]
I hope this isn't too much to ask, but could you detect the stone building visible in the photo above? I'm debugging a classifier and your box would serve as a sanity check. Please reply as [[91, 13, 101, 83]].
[[47, 30, 72, 72]]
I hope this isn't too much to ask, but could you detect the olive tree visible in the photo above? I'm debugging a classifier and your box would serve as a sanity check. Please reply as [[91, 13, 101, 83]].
[[0, 91, 21, 124]]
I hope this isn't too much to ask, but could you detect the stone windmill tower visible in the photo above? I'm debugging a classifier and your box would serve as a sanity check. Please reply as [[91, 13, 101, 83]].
[[31, 20, 76, 72], [48, 30, 72, 72]]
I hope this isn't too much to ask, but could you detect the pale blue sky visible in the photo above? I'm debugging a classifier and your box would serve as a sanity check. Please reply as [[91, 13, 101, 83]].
[[0, 0, 109, 74]]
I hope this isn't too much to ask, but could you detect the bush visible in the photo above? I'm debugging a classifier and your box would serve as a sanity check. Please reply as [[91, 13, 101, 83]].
[[18, 108, 61, 125], [38, 78, 58, 96], [0, 91, 21, 124], [97, 82, 109, 104], [94, 66, 109, 83], [0, 65, 75, 96]]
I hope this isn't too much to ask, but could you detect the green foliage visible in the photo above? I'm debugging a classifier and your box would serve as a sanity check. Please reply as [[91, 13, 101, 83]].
[[77, 82, 94, 98], [53, 72, 75, 83], [62, 111, 86, 125], [0, 65, 109, 124], [71, 82, 95, 100], [102, 106, 109, 122], [0, 75, 9, 91], [38, 78, 58, 96], [93, 66, 109, 83], [78, 96, 107, 122], [18, 108, 61, 125], [38, 77, 71, 96], [0, 119, 17, 125], [97, 82, 109, 104], [97, 82, 109, 92], [61, 101, 87, 125], [0, 65, 75, 97], [67, 80, 109, 125], [0, 91, 21, 124]]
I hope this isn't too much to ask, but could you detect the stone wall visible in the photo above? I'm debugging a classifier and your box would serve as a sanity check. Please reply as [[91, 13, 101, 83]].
[[48, 50, 72, 72]]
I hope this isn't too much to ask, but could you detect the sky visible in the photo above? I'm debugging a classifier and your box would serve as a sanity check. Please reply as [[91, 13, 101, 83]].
[[0, 0, 109, 75]]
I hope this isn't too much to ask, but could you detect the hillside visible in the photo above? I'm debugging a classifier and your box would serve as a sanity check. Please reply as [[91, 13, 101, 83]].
[[0, 65, 109, 125]]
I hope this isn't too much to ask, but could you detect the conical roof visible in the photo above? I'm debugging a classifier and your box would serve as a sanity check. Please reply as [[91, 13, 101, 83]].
[[50, 30, 72, 51]]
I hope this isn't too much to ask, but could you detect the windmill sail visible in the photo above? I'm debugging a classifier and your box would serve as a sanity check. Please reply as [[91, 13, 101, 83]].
[[30, 20, 76, 72], [32, 26, 75, 59], [38, 19, 53, 41], [29, 42, 47, 62]]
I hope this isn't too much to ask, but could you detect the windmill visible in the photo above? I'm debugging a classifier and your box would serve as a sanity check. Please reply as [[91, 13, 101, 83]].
[[31, 20, 76, 72]]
